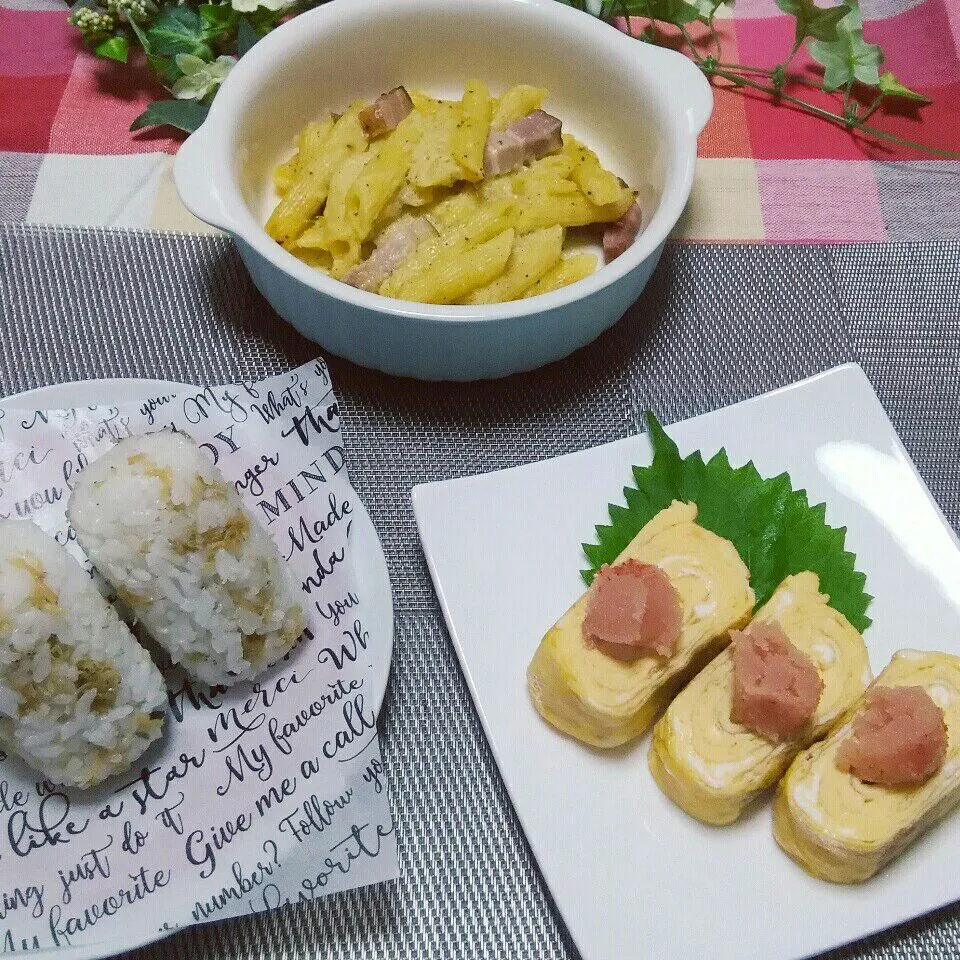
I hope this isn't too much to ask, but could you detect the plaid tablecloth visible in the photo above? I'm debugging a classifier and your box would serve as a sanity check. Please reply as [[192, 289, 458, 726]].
[[1, 0, 959, 239]]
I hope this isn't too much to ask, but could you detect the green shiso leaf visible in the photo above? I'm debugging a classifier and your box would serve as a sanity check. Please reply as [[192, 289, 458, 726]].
[[581, 411, 872, 632]]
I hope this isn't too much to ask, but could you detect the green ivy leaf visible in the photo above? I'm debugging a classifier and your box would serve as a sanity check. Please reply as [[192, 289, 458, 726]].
[[130, 98, 208, 133], [236, 16, 260, 56], [198, 3, 237, 35], [582, 412, 872, 631], [621, 0, 701, 26], [775, 0, 850, 44], [807, 3, 883, 91], [146, 52, 181, 85], [246, 6, 284, 33], [94, 33, 129, 63], [692, 0, 732, 21], [146, 6, 213, 58], [129, 16, 151, 53], [878, 70, 931, 103]]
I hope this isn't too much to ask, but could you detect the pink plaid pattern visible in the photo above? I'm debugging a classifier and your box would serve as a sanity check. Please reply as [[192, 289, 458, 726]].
[[1, 0, 958, 239], [757, 161, 887, 241], [0, 6, 178, 155]]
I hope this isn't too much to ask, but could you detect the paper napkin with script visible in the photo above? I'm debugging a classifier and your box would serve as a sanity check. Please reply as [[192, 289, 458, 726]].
[[0, 359, 397, 952]]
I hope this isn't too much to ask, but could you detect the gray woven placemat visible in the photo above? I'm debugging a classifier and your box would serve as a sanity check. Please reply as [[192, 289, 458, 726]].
[[1, 223, 959, 960]]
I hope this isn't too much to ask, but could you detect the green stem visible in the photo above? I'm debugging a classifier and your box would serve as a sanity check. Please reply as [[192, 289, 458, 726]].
[[709, 16, 722, 59], [781, 35, 803, 71], [714, 62, 836, 94], [859, 94, 883, 125], [677, 23, 703, 60], [714, 62, 775, 77], [710, 66, 960, 157], [615, 1, 638, 39], [592, 6, 957, 158], [842, 79, 853, 116]]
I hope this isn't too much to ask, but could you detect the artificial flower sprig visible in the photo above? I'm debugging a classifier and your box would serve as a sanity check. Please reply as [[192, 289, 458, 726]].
[[68, 0, 956, 157], [67, 0, 329, 133]]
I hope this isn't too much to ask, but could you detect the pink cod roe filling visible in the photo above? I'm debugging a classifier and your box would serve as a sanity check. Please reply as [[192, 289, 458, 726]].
[[582, 560, 682, 661], [730, 621, 824, 741], [836, 685, 947, 788]]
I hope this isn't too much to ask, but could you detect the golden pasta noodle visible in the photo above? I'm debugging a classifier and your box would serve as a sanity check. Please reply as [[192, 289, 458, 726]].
[[273, 156, 298, 196], [465, 225, 563, 304], [515, 188, 633, 234], [522, 253, 597, 297], [566, 135, 625, 207], [452, 80, 493, 182], [266, 106, 366, 245], [296, 150, 373, 275], [346, 118, 419, 242], [394, 228, 516, 304], [491, 84, 548, 129], [409, 99, 466, 189], [380, 197, 516, 299]]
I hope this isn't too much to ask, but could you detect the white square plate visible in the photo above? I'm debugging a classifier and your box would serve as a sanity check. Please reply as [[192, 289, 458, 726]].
[[411, 364, 960, 960]]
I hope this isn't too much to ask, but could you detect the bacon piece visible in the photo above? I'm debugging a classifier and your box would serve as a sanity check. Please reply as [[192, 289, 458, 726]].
[[342, 216, 434, 292], [836, 685, 947, 787], [602, 201, 642, 262], [483, 110, 563, 177], [582, 560, 682, 660], [359, 86, 414, 140], [731, 622, 823, 741]]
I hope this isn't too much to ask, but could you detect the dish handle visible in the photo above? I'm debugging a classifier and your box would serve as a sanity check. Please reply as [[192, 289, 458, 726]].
[[683, 63, 714, 137], [173, 123, 237, 233], [614, 32, 714, 137], [654, 49, 714, 136]]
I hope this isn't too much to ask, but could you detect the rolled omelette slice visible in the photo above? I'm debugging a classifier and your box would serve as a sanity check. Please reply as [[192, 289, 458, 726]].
[[648, 572, 871, 825], [774, 649, 960, 883], [527, 500, 754, 748]]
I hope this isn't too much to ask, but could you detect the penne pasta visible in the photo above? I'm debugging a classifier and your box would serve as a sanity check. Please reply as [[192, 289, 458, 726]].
[[273, 155, 299, 195], [296, 149, 374, 261], [522, 253, 597, 297], [515, 186, 633, 234], [427, 189, 483, 230], [393, 228, 516, 304], [380, 196, 515, 298], [510, 150, 575, 187], [409, 99, 465, 189], [289, 247, 333, 271], [397, 182, 443, 208], [266, 106, 366, 245], [266, 82, 640, 302], [273, 117, 338, 195], [464, 225, 563, 303], [452, 79, 492, 182], [565, 135, 625, 207], [346, 112, 421, 242], [491, 84, 548, 129], [299, 117, 337, 162]]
